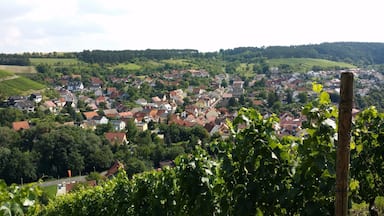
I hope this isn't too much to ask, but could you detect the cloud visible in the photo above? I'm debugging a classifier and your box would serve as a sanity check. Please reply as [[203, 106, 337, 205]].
[[1, 0, 384, 53]]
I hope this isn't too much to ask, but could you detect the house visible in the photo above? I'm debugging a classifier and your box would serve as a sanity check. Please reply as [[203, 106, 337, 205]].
[[94, 89, 103, 97], [135, 98, 147, 106], [30, 93, 42, 103], [119, 111, 133, 119], [279, 113, 302, 136], [205, 109, 219, 122], [232, 81, 245, 97], [90, 77, 103, 87], [92, 116, 109, 125], [67, 81, 84, 92], [104, 109, 119, 119], [221, 93, 233, 106], [83, 111, 99, 120], [79, 121, 97, 130], [107, 87, 118, 95], [110, 120, 126, 131], [136, 122, 148, 132], [59, 90, 77, 107], [43, 101, 57, 113], [12, 121, 30, 131], [7, 96, 27, 106], [152, 96, 162, 104], [55, 98, 67, 109], [95, 96, 106, 106], [14, 100, 35, 112], [105, 161, 124, 178], [105, 133, 128, 146], [189, 69, 209, 78]]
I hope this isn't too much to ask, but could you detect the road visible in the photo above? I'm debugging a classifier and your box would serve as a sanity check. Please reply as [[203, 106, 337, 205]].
[[38, 175, 87, 187]]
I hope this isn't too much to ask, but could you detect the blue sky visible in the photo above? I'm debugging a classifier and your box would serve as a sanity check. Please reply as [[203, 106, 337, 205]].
[[1, 0, 383, 53]]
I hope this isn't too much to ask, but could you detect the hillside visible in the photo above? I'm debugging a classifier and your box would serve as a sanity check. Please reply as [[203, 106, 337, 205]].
[[267, 58, 355, 72], [0, 70, 14, 79], [221, 42, 384, 65], [0, 69, 45, 96]]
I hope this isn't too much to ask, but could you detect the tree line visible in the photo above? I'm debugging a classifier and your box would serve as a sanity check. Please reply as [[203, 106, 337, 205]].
[[0, 54, 30, 66], [0, 106, 213, 185], [76, 49, 200, 63]]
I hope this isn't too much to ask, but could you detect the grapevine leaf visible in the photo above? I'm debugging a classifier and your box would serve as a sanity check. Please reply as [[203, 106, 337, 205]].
[[312, 82, 323, 93], [319, 92, 330, 105]]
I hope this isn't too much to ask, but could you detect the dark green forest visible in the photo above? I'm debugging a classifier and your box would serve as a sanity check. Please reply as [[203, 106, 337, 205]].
[[71, 42, 384, 65], [2, 42, 382, 65]]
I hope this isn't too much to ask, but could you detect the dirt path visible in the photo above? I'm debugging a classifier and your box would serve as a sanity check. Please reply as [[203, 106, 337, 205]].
[[0, 75, 19, 82]]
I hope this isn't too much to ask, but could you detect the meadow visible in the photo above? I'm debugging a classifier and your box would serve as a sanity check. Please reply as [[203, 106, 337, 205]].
[[0, 70, 14, 79], [267, 58, 355, 72], [29, 58, 79, 65], [0, 65, 37, 74]]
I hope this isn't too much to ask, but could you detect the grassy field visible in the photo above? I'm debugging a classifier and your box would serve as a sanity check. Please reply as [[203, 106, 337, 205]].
[[0, 65, 37, 74], [30, 58, 79, 65], [42, 185, 57, 200], [0, 69, 14, 79], [112, 63, 142, 70], [267, 58, 356, 72], [0, 77, 45, 96], [161, 59, 194, 66]]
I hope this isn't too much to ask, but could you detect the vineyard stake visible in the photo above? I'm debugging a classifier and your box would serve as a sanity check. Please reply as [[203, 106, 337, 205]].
[[335, 71, 354, 216]]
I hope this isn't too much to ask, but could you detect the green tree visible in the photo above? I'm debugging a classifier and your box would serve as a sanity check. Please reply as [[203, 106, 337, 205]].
[[221, 79, 228, 88], [350, 106, 384, 213], [298, 92, 308, 103], [267, 91, 279, 107], [95, 123, 113, 136], [126, 119, 138, 142]]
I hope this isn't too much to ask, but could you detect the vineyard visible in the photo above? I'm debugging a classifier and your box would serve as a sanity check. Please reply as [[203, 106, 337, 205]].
[[1, 86, 384, 215]]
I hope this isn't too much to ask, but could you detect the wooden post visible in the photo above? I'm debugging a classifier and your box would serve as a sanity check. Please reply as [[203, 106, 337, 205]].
[[335, 71, 354, 216]]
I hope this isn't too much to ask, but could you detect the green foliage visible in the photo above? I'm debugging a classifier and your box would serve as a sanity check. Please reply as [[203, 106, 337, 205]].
[[0, 180, 43, 216], [294, 84, 338, 214], [29, 58, 79, 66], [350, 106, 384, 208], [214, 108, 294, 214], [0, 70, 14, 79]]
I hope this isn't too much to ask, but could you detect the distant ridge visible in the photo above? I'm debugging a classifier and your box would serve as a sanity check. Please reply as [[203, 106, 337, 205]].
[[3, 42, 384, 66]]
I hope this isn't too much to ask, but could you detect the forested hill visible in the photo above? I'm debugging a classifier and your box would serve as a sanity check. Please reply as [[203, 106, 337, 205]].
[[74, 42, 384, 65], [3, 42, 384, 65], [221, 42, 384, 65], [76, 49, 199, 63]]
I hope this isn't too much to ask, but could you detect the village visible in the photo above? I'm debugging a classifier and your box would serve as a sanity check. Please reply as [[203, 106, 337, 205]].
[[5, 67, 384, 144]]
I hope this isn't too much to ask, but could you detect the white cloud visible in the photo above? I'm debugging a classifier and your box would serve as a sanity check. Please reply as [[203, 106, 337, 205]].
[[1, 0, 384, 53]]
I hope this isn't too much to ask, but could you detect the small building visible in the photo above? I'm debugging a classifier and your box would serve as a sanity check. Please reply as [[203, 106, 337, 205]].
[[67, 81, 84, 92], [30, 93, 43, 103], [105, 132, 128, 146], [12, 121, 30, 131], [14, 100, 35, 112], [83, 111, 99, 120], [43, 101, 57, 113], [92, 116, 109, 125], [110, 120, 126, 131]]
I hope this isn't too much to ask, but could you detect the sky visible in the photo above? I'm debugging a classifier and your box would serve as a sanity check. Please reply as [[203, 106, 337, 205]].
[[1, 0, 384, 53]]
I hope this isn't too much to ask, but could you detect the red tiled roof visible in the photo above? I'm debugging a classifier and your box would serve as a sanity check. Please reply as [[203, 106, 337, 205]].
[[105, 132, 127, 145], [12, 121, 30, 131], [119, 111, 133, 118], [83, 111, 99, 120], [90, 77, 103, 85]]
